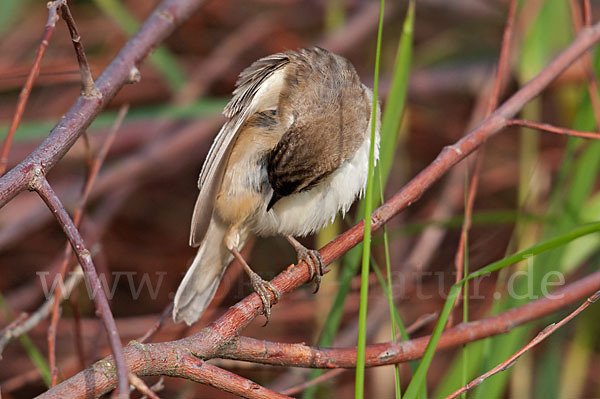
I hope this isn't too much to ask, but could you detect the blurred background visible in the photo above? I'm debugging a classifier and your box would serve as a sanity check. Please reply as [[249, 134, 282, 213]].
[[1, 0, 600, 397]]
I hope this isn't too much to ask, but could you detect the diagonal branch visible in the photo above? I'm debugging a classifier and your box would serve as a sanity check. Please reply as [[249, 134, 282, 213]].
[[37, 263, 600, 399], [445, 289, 600, 399], [507, 118, 600, 139], [14, 5, 600, 399], [32, 175, 129, 398], [47, 105, 128, 386], [218, 270, 600, 368], [178, 18, 600, 362], [0, 0, 207, 207], [177, 355, 292, 399]]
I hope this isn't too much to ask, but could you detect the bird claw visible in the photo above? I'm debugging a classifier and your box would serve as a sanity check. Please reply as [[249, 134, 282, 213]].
[[249, 272, 280, 325], [296, 247, 324, 293]]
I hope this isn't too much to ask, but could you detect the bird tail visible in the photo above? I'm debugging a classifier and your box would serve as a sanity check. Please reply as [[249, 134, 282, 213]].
[[173, 214, 242, 325]]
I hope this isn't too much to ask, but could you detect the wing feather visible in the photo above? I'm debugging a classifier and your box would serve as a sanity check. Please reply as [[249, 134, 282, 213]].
[[189, 52, 290, 247]]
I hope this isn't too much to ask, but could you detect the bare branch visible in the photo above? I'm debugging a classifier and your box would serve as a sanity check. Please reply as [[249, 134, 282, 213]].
[[48, 105, 128, 385], [0, 0, 207, 207], [59, 1, 101, 98], [129, 373, 159, 399], [177, 355, 292, 399], [507, 119, 600, 139], [32, 175, 129, 398], [445, 290, 600, 399], [0, 267, 84, 356], [38, 268, 600, 398], [0, 1, 61, 176]]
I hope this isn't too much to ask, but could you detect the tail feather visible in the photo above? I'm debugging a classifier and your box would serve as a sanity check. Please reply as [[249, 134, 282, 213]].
[[173, 215, 238, 325]]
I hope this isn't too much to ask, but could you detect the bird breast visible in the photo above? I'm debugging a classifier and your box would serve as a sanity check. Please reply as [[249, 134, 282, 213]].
[[252, 107, 380, 237], [214, 91, 380, 238]]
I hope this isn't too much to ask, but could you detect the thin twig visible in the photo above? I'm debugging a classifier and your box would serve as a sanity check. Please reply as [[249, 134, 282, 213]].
[[404, 312, 438, 337], [137, 303, 173, 344], [58, 1, 101, 98], [445, 290, 600, 399], [448, 0, 517, 328], [129, 373, 160, 399], [0, 268, 84, 356], [280, 311, 440, 396], [0, 1, 61, 176], [179, 355, 292, 399], [47, 105, 128, 385], [507, 119, 600, 139], [486, 0, 518, 115], [0, 0, 208, 207], [280, 368, 346, 396], [568, 0, 600, 130], [69, 288, 87, 369], [140, 378, 164, 399], [32, 175, 129, 398]]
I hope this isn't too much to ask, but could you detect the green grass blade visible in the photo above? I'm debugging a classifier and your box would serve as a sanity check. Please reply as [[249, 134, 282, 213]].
[[378, 3, 414, 397], [304, 3, 414, 395], [467, 222, 600, 280], [18, 335, 51, 387], [378, 222, 402, 398], [355, 0, 385, 395], [461, 172, 470, 399], [92, 0, 186, 91], [472, 3, 576, 395], [404, 221, 600, 399], [404, 284, 461, 399], [375, 0, 414, 194]]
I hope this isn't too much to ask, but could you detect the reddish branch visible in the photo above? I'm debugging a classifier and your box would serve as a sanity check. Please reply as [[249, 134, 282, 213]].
[[507, 119, 600, 139], [449, 0, 518, 327], [279, 312, 439, 396], [220, 271, 600, 368], [4, 1, 600, 397], [35, 20, 600, 397], [0, 2, 61, 176], [38, 266, 600, 399], [446, 289, 600, 399], [177, 355, 291, 399]]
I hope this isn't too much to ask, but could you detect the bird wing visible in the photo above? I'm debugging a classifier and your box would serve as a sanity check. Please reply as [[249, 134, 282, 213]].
[[266, 48, 371, 210], [190, 52, 290, 247]]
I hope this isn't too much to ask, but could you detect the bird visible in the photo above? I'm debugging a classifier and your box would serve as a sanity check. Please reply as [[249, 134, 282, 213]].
[[173, 47, 380, 325]]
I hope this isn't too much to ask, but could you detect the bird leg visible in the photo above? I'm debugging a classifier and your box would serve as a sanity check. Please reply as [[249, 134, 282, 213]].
[[285, 236, 324, 293], [230, 248, 280, 325]]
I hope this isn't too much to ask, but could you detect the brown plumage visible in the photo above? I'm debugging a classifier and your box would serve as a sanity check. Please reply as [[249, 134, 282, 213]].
[[173, 47, 380, 325]]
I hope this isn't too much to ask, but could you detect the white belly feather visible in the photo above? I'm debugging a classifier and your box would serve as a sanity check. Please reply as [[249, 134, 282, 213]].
[[252, 105, 380, 237]]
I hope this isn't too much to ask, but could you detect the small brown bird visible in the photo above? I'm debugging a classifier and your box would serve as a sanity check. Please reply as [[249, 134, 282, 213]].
[[173, 47, 380, 325]]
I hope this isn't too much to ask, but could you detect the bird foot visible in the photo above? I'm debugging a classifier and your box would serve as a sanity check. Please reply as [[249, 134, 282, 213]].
[[249, 271, 280, 325], [295, 246, 324, 293]]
